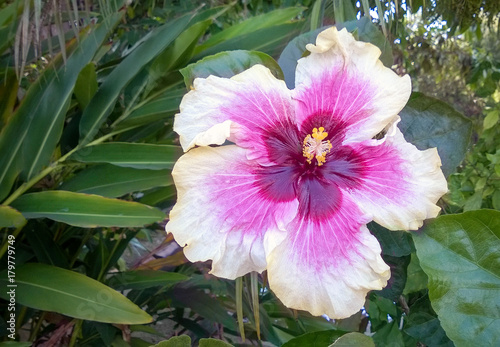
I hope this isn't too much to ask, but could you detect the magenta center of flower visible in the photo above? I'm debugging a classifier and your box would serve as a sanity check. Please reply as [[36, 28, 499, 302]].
[[302, 127, 332, 166]]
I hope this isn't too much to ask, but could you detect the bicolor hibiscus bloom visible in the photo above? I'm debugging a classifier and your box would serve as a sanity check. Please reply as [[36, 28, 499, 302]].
[[166, 27, 447, 318]]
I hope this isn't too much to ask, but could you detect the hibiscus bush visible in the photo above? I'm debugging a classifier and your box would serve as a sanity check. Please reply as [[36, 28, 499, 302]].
[[0, 0, 498, 346]]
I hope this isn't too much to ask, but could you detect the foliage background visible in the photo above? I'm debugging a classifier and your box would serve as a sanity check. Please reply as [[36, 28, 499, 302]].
[[0, 0, 498, 346]]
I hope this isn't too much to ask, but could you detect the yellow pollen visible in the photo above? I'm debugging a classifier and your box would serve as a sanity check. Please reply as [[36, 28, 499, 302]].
[[302, 127, 332, 166]]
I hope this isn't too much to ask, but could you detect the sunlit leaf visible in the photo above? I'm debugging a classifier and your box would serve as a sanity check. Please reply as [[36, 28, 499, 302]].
[[69, 143, 182, 170], [0, 263, 152, 324], [181, 50, 284, 89], [11, 191, 165, 227]]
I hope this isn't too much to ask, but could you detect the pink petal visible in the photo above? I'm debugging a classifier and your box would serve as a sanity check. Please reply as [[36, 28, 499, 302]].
[[166, 145, 298, 279], [347, 121, 448, 230], [174, 65, 295, 165], [266, 192, 390, 318], [293, 27, 411, 143]]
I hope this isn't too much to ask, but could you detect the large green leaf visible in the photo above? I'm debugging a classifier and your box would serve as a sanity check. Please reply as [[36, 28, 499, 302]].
[[0, 12, 124, 201], [10, 191, 165, 227], [282, 330, 347, 347], [69, 143, 182, 170], [181, 50, 284, 89], [0, 263, 152, 324], [193, 21, 304, 61], [108, 270, 187, 290], [0, 205, 26, 228], [399, 93, 473, 177], [194, 8, 305, 55], [330, 332, 375, 347], [59, 164, 172, 198], [74, 62, 98, 109], [79, 13, 192, 145], [412, 210, 500, 346]]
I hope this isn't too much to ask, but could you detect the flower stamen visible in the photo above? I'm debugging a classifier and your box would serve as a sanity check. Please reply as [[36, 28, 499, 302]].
[[302, 127, 332, 166]]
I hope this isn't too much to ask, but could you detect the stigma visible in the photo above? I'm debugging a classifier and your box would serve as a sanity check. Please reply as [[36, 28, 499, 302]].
[[302, 127, 332, 166]]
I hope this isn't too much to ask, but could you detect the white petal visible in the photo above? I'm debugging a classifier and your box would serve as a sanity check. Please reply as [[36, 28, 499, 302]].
[[165, 145, 298, 279]]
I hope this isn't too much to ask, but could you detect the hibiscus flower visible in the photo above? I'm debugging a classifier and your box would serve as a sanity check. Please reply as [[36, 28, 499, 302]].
[[166, 27, 447, 318]]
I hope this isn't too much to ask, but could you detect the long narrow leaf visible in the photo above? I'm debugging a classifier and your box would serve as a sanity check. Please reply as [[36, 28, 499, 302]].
[[11, 191, 165, 227], [0, 263, 153, 324], [78, 13, 192, 145]]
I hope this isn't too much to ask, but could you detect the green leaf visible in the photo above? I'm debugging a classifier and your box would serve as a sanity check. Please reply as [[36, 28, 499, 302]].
[[330, 332, 375, 347], [0, 263, 152, 324], [152, 335, 191, 347], [119, 88, 185, 128], [404, 311, 454, 347], [194, 8, 305, 55], [372, 322, 405, 347], [0, 69, 18, 129], [375, 255, 411, 300], [199, 338, 233, 347], [74, 62, 98, 109], [169, 287, 238, 331], [10, 191, 165, 227], [483, 110, 499, 130], [0, 205, 26, 228], [59, 164, 173, 198], [403, 252, 428, 294], [21, 13, 124, 182], [181, 50, 284, 89], [193, 21, 304, 62], [412, 210, 500, 347], [79, 13, 192, 145], [0, 12, 124, 201], [108, 270, 187, 290], [24, 222, 69, 268], [399, 93, 473, 177], [368, 222, 413, 257], [69, 143, 182, 170], [282, 330, 347, 347]]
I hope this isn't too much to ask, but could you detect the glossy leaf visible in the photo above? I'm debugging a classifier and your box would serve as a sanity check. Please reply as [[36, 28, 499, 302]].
[[330, 332, 375, 347], [0, 12, 124, 200], [59, 164, 173, 198], [399, 93, 473, 177], [405, 311, 454, 347], [194, 8, 305, 55], [10, 191, 165, 227], [0, 263, 152, 324], [282, 330, 347, 347], [412, 210, 500, 346], [79, 13, 191, 145], [403, 253, 428, 294], [181, 50, 284, 89], [368, 222, 413, 257], [69, 143, 182, 170], [194, 21, 304, 62], [0, 205, 26, 228], [107, 270, 187, 290]]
